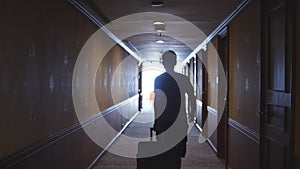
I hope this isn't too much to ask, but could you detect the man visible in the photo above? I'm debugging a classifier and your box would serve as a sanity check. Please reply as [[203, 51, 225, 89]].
[[154, 50, 196, 161]]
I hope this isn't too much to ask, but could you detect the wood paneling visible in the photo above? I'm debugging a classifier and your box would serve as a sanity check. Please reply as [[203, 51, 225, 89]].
[[228, 0, 260, 133], [0, 0, 140, 167], [95, 45, 138, 111], [207, 38, 218, 110], [227, 0, 260, 168], [0, 0, 97, 157]]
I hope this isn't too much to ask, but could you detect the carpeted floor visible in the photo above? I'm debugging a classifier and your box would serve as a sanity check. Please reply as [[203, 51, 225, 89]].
[[94, 101, 225, 169]]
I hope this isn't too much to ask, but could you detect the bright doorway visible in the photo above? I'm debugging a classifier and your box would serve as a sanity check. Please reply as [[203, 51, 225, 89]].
[[142, 69, 163, 100]]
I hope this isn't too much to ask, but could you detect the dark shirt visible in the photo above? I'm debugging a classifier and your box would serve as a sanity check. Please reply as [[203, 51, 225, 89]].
[[154, 72, 181, 133], [154, 71, 193, 157]]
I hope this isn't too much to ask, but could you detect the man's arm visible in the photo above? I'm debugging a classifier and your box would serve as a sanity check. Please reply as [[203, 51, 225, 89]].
[[186, 78, 196, 122]]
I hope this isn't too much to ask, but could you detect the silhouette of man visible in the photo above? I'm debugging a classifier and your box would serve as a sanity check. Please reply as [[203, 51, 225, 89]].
[[153, 50, 196, 160]]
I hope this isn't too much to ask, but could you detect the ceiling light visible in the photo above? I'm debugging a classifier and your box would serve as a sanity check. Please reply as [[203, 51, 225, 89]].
[[153, 21, 166, 33], [156, 40, 165, 44], [153, 21, 165, 25], [151, 1, 163, 7]]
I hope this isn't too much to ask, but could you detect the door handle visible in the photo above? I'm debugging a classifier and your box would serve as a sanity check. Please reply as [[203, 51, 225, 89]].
[[259, 108, 268, 116]]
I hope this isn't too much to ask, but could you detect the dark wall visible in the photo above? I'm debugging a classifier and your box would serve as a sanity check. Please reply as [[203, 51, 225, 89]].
[[207, 38, 218, 110], [0, 0, 97, 157], [0, 0, 139, 168], [228, 0, 260, 134], [95, 45, 139, 132], [95, 45, 138, 111], [227, 0, 260, 168]]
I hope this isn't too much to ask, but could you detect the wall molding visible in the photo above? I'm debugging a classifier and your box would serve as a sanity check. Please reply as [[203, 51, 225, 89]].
[[196, 99, 203, 107], [196, 99, 218, 117], [207, 139, 218, 153], [228, 118, 260, 144], [196, 100, 260, 153], [195, 99, 218, 153], [207, 106, 218, 117], [0, 95, 139, 169], [87, 110, 140, 169]]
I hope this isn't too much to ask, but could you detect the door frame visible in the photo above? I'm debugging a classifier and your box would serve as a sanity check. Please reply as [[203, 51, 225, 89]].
[[138, 63, 143, 111], [217, 27, 229, 164]]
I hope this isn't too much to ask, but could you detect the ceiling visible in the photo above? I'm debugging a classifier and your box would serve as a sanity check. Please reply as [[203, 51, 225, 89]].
[[73, 0, 243, 63]]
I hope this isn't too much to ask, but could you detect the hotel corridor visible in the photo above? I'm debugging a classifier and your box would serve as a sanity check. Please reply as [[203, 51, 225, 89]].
[[0, 0, 300, 169], [93, 101, 225, 169]]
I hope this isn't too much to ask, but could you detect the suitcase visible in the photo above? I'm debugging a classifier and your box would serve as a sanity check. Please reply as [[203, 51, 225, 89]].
[[136, 128, 181, 169]]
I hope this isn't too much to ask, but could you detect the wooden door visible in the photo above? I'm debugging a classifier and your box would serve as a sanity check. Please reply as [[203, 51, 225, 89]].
[[261, 0, 295, 168], [195, 51, 208, 128]]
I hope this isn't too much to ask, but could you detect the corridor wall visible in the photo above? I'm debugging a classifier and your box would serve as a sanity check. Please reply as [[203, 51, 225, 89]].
[[0, 0, 96, 160], [207, 38, 219, 111], [206, 38, 219, 152], [0, 0, 139, 168], [227, 0, 261, 169]]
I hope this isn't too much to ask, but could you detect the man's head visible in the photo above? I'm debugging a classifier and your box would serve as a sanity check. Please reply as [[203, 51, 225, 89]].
[[161, 50, 177, 72]]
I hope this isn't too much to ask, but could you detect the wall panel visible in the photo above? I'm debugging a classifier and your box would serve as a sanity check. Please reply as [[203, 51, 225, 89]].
[[0, 0, 139, 168], [228, 0, 260, 134], [227, 0, 260, 168], [207, 38, 218, 110], [0, 0, 98, 157]]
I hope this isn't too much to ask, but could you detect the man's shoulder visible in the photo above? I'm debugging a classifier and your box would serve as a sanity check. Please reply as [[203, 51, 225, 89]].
[[156, 73, 168, 79], [173, 72, 189, 80]]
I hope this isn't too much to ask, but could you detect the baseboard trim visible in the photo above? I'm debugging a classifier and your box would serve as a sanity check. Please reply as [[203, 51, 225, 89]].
[[196, 100, 203, 107], [194, 122, 218, 154], [87, 110, 140, 169], [207, 138, 218, 153], [0, 95, 139, 169], [195, 100, 218, 153], [196, 99, 218, 117], [228, 118, 259, 144], [195, 123, 203, 132]]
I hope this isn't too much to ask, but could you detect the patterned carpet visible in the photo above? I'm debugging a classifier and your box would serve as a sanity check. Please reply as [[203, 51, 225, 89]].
[[94, 101, 225, 169]]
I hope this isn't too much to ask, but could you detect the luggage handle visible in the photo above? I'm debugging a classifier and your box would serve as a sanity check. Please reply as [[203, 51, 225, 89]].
[[150, 127, 154, 141]]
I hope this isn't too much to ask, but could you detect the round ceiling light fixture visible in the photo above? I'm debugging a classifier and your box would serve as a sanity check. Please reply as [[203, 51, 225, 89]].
[[153, 21, 165, 25], [153, 21, 166, 33], [151, 0, 163, 7], [156, 39, 165, 44]]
